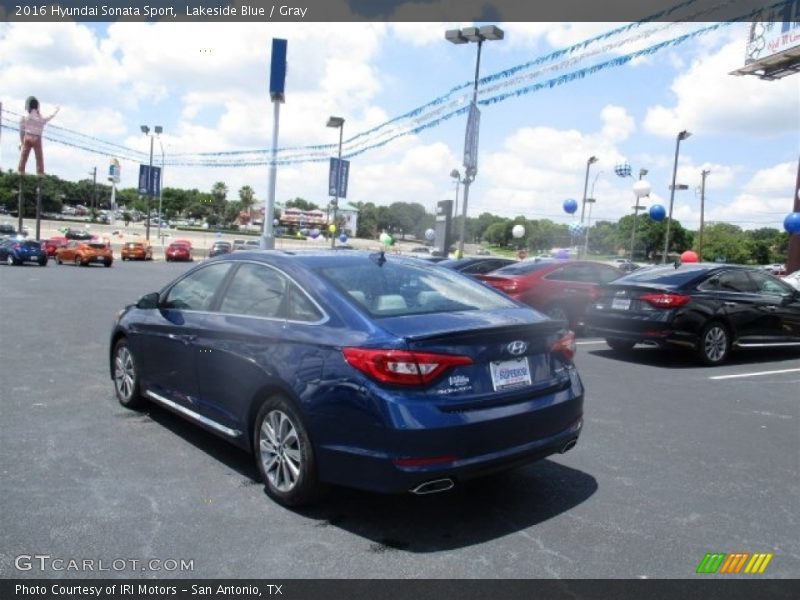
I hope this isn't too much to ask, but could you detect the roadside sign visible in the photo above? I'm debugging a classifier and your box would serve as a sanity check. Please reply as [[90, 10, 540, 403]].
[[328, 157, 349, 198], [463, 102, 480, 174]]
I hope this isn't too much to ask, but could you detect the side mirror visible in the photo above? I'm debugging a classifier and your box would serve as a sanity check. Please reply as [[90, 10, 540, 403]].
[[136, 292, 160, 309]]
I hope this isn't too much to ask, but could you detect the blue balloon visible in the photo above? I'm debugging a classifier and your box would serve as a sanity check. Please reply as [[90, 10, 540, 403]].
[[310, 228, 320, 239], [563, 198, 578, 214], [784, 212, 800, 235], [649, 204, 666, 222], [339, 233, 348, 243]]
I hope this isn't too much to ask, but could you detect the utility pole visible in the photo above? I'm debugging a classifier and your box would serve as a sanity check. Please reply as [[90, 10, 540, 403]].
[[698, 169, 710, 260], [90, 167, 97, 221]]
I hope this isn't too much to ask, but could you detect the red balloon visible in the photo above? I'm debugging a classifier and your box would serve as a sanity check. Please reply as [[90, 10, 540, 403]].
[[680, 250, 699, 263]]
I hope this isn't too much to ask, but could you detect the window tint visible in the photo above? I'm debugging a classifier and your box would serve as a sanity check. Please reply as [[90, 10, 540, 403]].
[[717, 270, 756, 293], [162, 263, 231, 311], [595, 266, 622, 284], [493, 261, 554, 275], [748, 271, 793, 296], [283, 283, 324, 322], [617, 264, 711, 286], [220, 263, 288, 318], [545, 265, 608, 283]]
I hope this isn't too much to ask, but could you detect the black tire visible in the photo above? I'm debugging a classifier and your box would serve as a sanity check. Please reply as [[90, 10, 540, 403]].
[[606, 337, 635, 352], [253, 395, 321, 507], [104, 260, 112, 268], [56, 256, 63, 265], [697, 321, 731, 366], [74, 256, 82, 267], [6, 254, 16, 266], [38, 258, 47, 267], [112, 338, 147, 409]]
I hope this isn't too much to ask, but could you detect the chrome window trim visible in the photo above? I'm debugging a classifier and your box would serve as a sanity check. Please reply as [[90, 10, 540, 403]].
[[145, 390, 242, 438]]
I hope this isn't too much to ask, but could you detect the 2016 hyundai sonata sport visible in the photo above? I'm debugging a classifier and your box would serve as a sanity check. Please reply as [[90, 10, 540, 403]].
[[109, 250, 584, 506]]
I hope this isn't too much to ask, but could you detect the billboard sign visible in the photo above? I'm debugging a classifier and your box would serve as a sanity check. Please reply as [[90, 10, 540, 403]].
[[745, 18, 800, 64], [108, 158, 120, 183]]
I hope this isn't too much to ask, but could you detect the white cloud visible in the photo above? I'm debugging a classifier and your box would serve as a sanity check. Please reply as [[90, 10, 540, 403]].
[[643, 37, 799, 138]]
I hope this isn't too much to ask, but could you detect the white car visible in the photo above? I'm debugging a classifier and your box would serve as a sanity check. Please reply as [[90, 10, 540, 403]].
[[782, 270, 800, 290]]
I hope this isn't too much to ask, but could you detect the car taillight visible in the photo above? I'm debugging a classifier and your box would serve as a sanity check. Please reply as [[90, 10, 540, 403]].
[[640, 292, 690, 309], [342, 348, 473, 386], [551, 331, 576, 361]]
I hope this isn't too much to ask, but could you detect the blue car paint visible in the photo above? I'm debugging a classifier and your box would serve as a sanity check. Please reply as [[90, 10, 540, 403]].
[[1, 240, 47, 264], [110, 251, 584, 494]]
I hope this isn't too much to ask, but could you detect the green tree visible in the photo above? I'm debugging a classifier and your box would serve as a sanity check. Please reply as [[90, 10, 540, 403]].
[[285, 197, 318, 211], [701, 223, 752, 264]]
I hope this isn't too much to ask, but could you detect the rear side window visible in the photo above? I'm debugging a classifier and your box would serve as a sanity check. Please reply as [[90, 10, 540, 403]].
[[162, 263, 232, 311], [617, 265, 710, 287], [219, 263, 288, 318], [493, 261, 554, 276]]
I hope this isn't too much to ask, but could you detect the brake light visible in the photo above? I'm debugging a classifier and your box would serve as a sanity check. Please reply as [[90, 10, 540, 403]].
[[640, 292, 690, 309], [551, 331, 576, 361], [486, 277, 519, 293], [342, 348, 473, 386], [589, 287, 602, 301]]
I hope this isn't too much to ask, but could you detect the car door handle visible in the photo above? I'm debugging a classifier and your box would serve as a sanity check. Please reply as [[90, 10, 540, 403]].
[[723, 302, 738, 307], [168, 333, 197, 344]]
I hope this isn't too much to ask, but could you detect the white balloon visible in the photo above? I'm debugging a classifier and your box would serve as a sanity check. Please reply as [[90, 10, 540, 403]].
[[512, 224, 525, 238]]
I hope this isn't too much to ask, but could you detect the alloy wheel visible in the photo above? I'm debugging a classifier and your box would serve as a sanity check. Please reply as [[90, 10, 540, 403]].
[[259, 410, 302, 493], [114, 345, 136, 401]]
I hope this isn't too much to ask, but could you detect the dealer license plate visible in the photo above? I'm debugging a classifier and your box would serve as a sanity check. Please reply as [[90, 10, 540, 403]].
[[490, 358, 532, 391], [612, 298, 631, 310]]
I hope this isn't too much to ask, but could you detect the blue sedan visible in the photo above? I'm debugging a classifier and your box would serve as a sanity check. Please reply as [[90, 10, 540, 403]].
[[0, 239, 47, 266], [109, 251, 584, 506]]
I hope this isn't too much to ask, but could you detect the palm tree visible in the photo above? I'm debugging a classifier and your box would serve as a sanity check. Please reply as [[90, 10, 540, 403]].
[[211, 182, 228, 217], [239, 185, 256, 228]]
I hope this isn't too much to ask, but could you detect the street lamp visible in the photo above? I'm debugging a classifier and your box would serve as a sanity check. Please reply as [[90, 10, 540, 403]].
[[445, 24, 504, 258], [450, 169, 461, 240], [327, 115, 344, 249], [583, 170, 602, 256], [140, 125, 162, 242], [662, 129, 691, 263]]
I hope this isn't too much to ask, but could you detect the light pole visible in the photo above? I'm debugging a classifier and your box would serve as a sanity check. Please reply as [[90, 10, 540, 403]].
[[327, 115, 344, 249], [583, 170, 602, 256], [662, 130, 691, 263], [698, 169, 710, 260], [445, 24, 504, 258], [630, 179, 651, 262], [156, 137, 165, 240], [140, 125, 162, 242], [450, 168, 461, 246]]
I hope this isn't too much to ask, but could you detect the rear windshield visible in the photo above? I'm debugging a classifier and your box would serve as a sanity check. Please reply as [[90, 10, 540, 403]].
[[126, 243, 142, 248], [315, 257, 517, 317], [22, 241, 41, 248], [492, 260, 555, 275], [88, 243, 107, 249], [615, 264, 710, 286]]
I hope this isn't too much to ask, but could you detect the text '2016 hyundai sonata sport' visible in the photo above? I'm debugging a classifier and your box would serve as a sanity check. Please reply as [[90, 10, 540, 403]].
[[109, 250, 584, 506]]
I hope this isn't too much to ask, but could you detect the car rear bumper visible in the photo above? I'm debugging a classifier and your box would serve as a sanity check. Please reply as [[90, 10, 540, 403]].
[[311, 381, 584, 494], [587, 323, 699, 350]]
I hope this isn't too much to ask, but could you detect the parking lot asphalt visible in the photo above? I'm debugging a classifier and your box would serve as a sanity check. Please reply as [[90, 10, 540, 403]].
[[1, 260, 798, 579]]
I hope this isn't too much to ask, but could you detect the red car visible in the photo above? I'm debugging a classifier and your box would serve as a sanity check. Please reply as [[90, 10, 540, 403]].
[[476, 260, 623, 329], [42, 236, 68, 257], [165, 241, 193, 262]]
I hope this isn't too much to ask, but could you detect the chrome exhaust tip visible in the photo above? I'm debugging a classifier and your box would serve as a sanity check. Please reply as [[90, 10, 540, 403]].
[[410, 478, 455, 495], [559, 438, 578, 454]]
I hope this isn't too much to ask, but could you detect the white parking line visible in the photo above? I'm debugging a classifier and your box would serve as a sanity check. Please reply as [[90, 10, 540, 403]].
[[710, 368, 800, 380], [576, 340, 606, 346]]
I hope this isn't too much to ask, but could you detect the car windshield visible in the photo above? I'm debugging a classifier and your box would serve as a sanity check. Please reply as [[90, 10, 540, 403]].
[[315, 257, 517, 317]]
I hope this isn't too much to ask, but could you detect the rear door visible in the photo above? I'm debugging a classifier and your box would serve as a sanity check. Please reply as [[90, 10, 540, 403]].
[[745, 270, 800, 343]]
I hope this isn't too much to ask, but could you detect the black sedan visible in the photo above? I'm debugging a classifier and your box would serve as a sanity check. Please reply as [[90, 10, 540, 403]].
[[586, 263, 800, 365], [438, 256, 517, 276]]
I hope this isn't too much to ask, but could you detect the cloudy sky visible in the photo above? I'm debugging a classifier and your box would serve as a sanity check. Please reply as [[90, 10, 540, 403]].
[[0, 17, 798, 230]]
